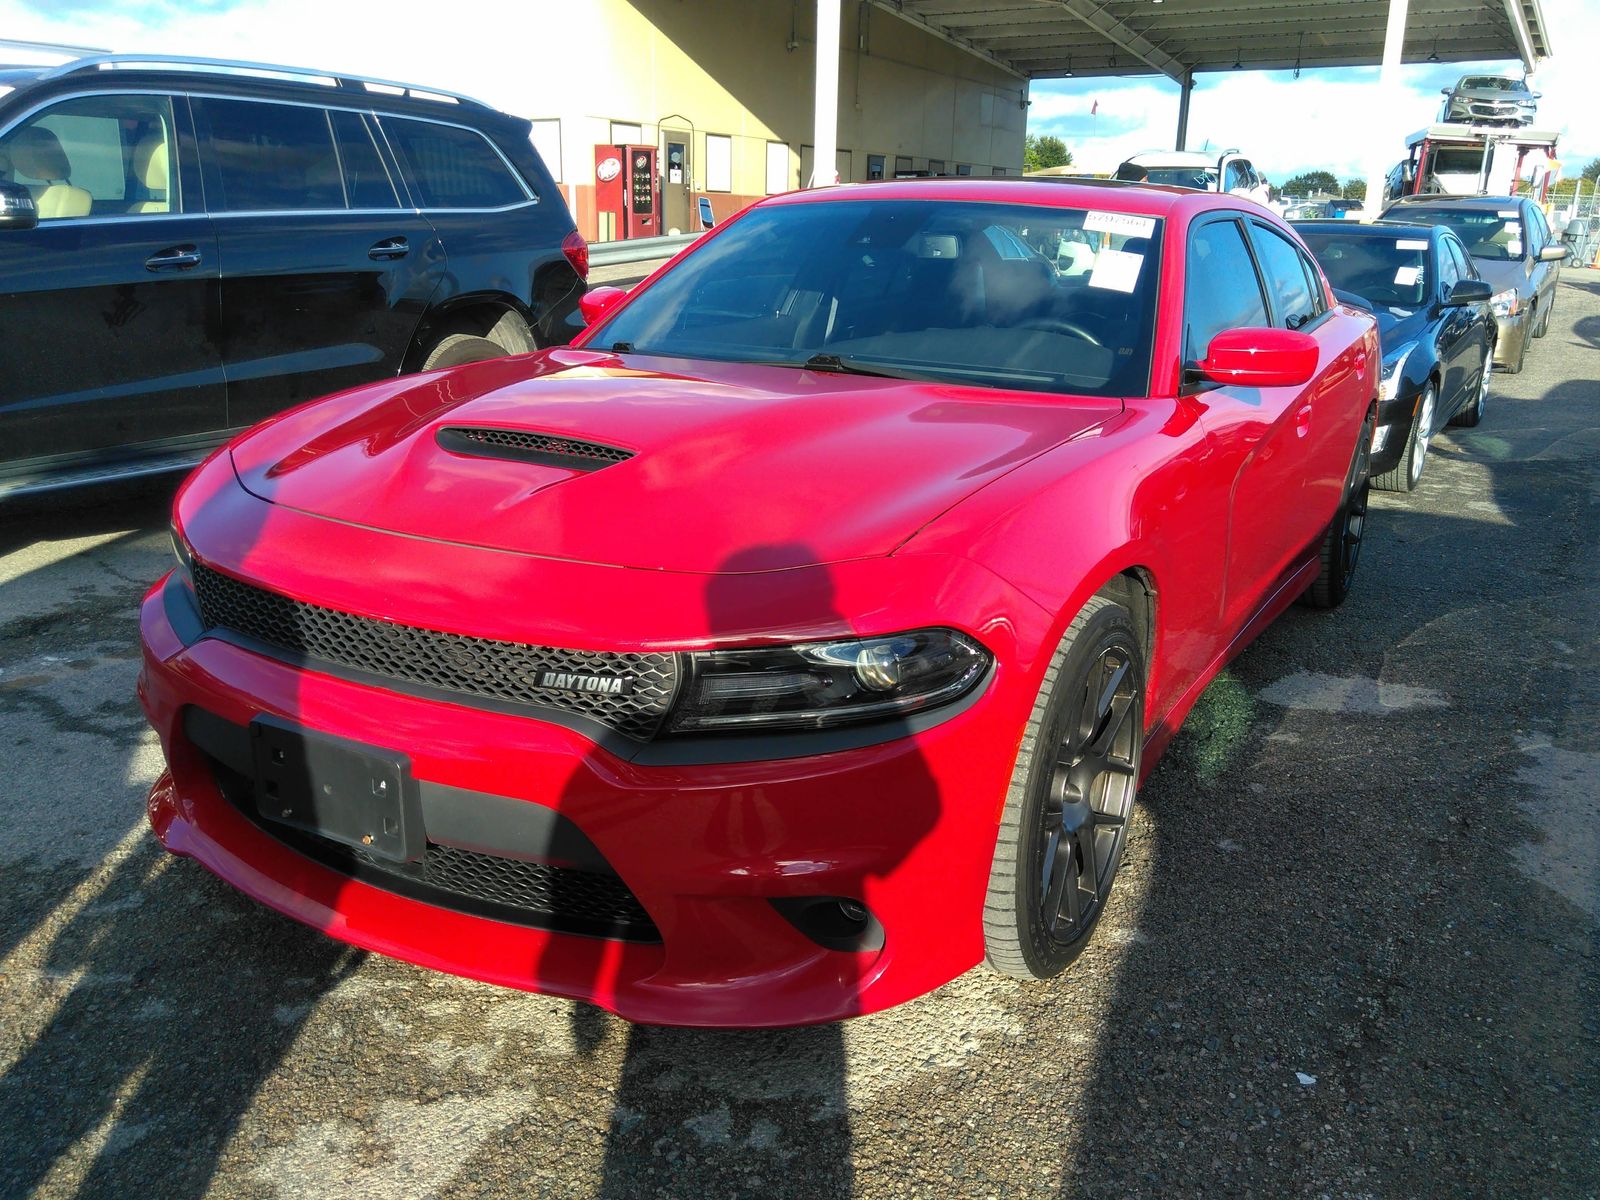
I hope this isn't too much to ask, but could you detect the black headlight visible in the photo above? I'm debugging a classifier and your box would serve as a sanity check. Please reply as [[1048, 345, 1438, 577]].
[[666, 628, 990, 735]]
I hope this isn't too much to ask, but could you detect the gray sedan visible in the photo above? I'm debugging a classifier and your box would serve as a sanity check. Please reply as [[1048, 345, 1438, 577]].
[[1439, 75, 1538, 126], [1382, 195, 1567, 373]]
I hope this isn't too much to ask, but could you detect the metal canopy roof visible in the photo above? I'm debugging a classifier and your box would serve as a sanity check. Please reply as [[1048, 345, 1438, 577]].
[[870, 0, 1552, 81]]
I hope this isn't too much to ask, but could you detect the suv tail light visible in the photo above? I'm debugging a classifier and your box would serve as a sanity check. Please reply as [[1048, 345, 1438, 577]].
[[562, 230, 590, 281]]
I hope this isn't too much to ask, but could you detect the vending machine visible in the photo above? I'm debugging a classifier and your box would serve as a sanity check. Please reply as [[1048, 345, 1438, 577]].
[[593, 144, 659, 240]]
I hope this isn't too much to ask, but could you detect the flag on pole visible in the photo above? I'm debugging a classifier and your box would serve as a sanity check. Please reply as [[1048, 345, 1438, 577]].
[[1091, 100, 1099, 116]]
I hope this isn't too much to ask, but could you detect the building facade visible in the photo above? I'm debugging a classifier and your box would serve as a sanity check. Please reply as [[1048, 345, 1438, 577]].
[[524, 1, 1027, 239]]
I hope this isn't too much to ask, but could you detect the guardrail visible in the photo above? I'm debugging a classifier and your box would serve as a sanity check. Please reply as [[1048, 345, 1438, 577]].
[[587, 232, 701, 269]]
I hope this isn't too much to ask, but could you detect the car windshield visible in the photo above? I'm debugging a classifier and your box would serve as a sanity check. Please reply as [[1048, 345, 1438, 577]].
[[1141, 166, 1217, 190], [1398, 208, 1523, 261], [1431, 148, 1487, 175], [1298, 230, 1430, 312], [595, 199, 1164, 398], [1463, 77, 1522, 91]]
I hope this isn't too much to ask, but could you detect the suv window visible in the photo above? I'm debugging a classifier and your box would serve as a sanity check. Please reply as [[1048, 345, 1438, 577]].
[[382, 117, 527, 209], [1247, 222, 1318, 330], [1185, 217, 1269, 360], [0, 94, 178, 219], [199, 98, 344, 211], [329, 110, 399, 209]]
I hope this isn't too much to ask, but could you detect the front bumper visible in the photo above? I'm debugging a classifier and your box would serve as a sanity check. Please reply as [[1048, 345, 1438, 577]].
[[137, 480, 1048, 1026], [1492, 312, 1530, 368], [1369, 390, 1419, 477]]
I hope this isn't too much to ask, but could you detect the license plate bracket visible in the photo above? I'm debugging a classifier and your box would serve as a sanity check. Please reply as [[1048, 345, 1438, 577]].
[[249, 717, 422, 863]]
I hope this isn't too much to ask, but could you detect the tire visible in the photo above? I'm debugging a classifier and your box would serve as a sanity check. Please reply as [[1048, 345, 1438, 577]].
[[422, 333, 510, 371], [1450, 344, 1491, 428], [984, 594, 1145, 980], [1372, 382, 1435, 493], [1301, 411, 1373, 610]]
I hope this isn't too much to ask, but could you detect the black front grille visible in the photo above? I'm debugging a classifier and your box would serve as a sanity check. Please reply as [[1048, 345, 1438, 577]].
[[437, 426, 634, 470], [208, 760, 659, 941], [192, 563, 678, 740]]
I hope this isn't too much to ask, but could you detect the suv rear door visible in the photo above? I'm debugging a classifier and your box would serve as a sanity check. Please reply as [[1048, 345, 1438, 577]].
[[376, 113, 579, 349], [0, 91, 225, 477], [192, 95, 442, 430]]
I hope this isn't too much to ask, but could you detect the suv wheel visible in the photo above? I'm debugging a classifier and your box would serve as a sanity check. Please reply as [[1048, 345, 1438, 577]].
[[422, 334, 512, 370]]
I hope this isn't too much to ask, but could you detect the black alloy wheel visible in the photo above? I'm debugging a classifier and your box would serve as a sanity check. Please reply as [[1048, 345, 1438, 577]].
[[1302, 412, 1373, 609], [984, 595, 1145, 979]]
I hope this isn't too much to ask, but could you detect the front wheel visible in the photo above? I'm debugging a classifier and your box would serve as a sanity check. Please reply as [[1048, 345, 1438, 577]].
[[1373, 383, 1435, 493], [984, 595, 1145, 980], [1301, 411, 1373, 610], [1450, 345, 1491, 428]]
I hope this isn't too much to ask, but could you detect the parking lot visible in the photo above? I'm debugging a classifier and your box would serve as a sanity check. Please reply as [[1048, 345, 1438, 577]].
[[2, 274, 1596, 1198]]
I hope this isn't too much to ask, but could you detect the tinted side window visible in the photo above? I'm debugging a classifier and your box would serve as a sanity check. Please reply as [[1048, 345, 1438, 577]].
[[0, 93, 178, 219], [1247, 222, 1317, 330], [382, 118, 526, 209], [1437, 240, 1461, 293], [1185, 217, 1269, 360], [330, 110, 399, 208], [200, 98, 342, 212]]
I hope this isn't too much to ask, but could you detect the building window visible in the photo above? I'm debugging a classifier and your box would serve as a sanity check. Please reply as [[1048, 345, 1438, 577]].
[[765, 141, 788, 195], [928, 159, 946, 176], [894, 155, 913, 176], [610, 121, 643, 145], [867, 154, 885, 180], [705, 133, 732, 192], [956, 163, 972, 176], [529, 118, 562, 182]]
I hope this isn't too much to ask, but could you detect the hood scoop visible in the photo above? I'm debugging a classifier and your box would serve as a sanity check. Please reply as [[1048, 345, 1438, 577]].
[[436, 426, 634, 473]]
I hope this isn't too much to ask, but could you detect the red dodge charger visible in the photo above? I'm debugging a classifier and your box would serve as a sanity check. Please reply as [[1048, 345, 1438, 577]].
[[138, 180, 1378, 1026]]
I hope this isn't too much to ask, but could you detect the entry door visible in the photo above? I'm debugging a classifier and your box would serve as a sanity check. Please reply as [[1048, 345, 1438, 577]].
[[1183, 215, 1314, 631], [0, 93, 224, 468], [192, 97, 438, 430]]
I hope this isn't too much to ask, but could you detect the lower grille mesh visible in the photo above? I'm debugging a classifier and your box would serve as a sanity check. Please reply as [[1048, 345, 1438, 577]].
[[192, 563, 678, 739]]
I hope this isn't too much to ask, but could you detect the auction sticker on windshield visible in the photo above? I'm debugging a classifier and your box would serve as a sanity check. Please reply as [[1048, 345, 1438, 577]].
[[1084, 211, 1155, 239], [1089, 248, 1144, 293]]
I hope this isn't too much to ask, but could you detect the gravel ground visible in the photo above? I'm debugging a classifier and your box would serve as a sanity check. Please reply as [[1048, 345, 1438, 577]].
[[1, 277, 1596, 1199]]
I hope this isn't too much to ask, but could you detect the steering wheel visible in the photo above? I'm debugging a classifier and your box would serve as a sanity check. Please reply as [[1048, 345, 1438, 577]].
[[1018, 317, 1104, 347]]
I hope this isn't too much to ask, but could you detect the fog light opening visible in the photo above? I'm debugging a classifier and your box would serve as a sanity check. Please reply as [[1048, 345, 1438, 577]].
[[770, 895, 885, 952]]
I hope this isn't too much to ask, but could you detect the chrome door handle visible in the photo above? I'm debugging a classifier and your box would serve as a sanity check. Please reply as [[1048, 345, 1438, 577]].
[[368, 237, 409, 261], [145, 246, 201, 271]]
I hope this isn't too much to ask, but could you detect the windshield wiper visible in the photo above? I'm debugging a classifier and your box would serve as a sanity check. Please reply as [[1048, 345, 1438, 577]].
[[797, 353, 932, 381]]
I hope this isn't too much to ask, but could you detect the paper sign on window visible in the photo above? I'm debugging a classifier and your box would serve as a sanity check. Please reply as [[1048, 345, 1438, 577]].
[[1089, 250, 1144, 293]]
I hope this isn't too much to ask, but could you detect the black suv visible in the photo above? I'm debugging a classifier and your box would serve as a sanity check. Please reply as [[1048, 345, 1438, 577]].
[[0, 50, 588, 496]]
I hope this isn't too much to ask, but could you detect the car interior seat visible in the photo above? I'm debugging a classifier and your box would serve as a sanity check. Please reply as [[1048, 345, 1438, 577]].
[[8, 127, 91, 219], [128, 133, 171, 213]]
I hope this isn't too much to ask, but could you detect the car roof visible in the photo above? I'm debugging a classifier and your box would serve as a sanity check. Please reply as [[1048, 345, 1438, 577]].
[[1387, 195, 1523, 211], [765, 176, 1232, 219], [1125, 151, 1219, 167], [1292, 219, 1439, 238]]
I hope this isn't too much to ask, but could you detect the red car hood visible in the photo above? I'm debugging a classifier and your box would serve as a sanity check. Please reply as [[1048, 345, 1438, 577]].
[[229, 349, 1118, 573]]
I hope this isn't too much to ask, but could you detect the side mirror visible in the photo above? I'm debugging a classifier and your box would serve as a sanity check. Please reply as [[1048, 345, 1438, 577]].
[[1199, 327, 1319, 389], [1538, 244, 1569, 262], [697, 196, 715, 230], [1444, 278, 1492, 305], [1440, 87, 1452, 95], [0, 181, 38, 231], [578, 285, 628, 327]]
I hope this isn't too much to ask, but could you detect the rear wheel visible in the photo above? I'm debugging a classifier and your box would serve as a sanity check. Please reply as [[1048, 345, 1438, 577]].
[[1373, 383, 1435, 493], [984, 594, 1145, 980], [1301, 411, 1373, 610], [422, 333, 511, 371]]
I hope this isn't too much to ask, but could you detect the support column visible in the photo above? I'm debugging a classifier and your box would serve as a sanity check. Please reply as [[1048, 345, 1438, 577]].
[[1174, 70, 1193, 151], [1362, 0, 1409, 216], [812, 0, 841, 187]]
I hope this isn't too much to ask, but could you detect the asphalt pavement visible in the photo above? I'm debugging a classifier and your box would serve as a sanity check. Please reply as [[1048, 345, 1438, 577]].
[[1, 277, 1596, 1199]]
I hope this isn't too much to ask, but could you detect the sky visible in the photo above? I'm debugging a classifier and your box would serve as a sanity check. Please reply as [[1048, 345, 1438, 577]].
[[2, 0, 1595, 187]]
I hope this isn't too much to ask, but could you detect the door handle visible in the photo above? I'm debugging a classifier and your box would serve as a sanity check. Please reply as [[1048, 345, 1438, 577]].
[[368, 237, 410, 261], [145, 246, 201, 271], [1295, 402, 1313, 438]]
